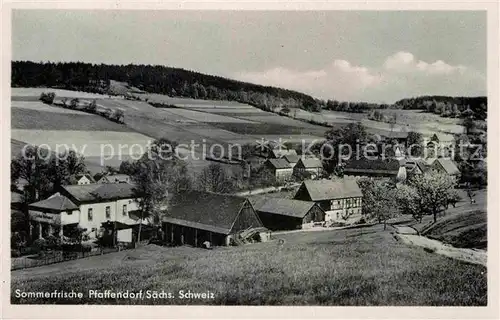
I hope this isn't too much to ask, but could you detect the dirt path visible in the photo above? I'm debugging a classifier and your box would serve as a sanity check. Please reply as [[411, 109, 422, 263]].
[[394, 232, 487, 266]]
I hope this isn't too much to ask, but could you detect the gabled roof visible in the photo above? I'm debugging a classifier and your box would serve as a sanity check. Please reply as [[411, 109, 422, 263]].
[[60, 183, 138, 203], [75, 173, 96, 183], [163, 191, 250, 235], [283, 154, 299, 164], [297, 156, 323, 169], [249, 196, 319, 218], [296, 179, 362, 201], [431, 133, 455, 143], [266, 158, 292, 170], [434, 158, 460, 175], [29, 194, 78, 211]]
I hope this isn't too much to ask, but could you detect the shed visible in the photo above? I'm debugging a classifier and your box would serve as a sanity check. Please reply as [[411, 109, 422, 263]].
[[162, 191, 264, 247], [250, 196, 325, 230]]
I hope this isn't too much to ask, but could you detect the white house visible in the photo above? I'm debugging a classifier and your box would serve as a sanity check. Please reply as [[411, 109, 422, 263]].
[[74, 174, 95, 185], [28, 183, 146, 241]]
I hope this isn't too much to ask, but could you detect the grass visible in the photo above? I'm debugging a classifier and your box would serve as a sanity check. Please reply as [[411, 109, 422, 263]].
[[11, 108, 131, 132], [210, 122, 330, 136], [11, 87, 110, 99], [422, 210, 487, 249], [11, 224, 486, 305]]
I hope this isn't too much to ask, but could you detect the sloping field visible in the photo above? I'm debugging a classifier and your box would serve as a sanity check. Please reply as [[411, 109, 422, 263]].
[[11, 129, 152, 158], [210, 122, 329, 137], [158, 108, 256, 123], [135, 93, 250, 107], [12, 108, 131, 132], [11, 87, 112, 99], [422, 210, 487, 249], [11, 224, 486, 305], [12, 101, 90, 115]]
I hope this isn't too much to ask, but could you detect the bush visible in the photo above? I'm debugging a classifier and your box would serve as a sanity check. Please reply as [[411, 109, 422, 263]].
[[39, 92, 56, 104], [11, 249, 21, 258]]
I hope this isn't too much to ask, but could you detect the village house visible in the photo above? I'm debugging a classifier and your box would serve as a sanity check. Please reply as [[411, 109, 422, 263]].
[[162, 191, 266, 247], [28, 183, 145, 241], [73, 173, 95, 185], [97, 174, 132, 184], [406, 159, 429, 176], [294, 179, 363, 224], [250, 196, 325, 230], [430, 158, 461, 180], [293, 156, 323, 178], [264, 158, 294, 181]]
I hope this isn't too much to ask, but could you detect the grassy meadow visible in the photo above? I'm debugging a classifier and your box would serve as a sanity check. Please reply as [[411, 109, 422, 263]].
[[11, 224, 486, 305]]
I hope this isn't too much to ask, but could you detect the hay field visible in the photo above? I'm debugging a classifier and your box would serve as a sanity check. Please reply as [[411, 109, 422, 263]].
[[11, 101, 91, 115], [11, 87, 113, 99], [135, 93, 249, 107], [159, 108, 256, 123], [11, 129, 152, 158]]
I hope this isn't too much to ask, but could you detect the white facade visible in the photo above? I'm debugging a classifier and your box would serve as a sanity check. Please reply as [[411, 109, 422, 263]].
[[76, 176, 93, 185]]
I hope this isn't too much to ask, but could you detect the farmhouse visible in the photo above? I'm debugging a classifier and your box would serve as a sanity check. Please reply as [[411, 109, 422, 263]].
[[294, 179, 363, 224], [431, 158, 460, 179], [293, 156, 323, 178], [162, 191, 265, 247], [97, 174, 132, 184], [250, 196, 325, 230], [73, 173, 95, 185], [264, 158, 293, 181], [28, 183, 145, 240], [343, 158, 401, 178]]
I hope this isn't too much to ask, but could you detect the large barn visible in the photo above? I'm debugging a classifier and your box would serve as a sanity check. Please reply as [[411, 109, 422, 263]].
[[250, 196, 325, 230], [162, 191, 265, 247]]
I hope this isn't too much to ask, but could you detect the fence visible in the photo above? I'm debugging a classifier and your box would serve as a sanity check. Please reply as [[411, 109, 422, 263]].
[[11, 246, 130, 271]]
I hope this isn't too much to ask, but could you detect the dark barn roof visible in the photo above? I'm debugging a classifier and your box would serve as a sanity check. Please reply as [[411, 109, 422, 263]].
[[297, 156, 323, 169], [163, 191, 251, 235], [344, 158, 400, 175], [250, 196, 319, 218], [266, 158, 292, 170]]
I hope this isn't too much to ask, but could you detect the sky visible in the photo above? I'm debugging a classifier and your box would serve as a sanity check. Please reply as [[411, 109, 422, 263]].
[[12, 10, 486, 103]]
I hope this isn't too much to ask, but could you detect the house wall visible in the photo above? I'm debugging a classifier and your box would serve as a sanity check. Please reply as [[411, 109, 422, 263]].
[[162, 222, 227, 247], [231, 201, 263, 233], [302, 205, 326, 224], [77, 176, 92, 185], [324, 197, 363, 223], [68, 198, 141, 238], [274, 168, 293, 181], [257, 212, 303, 231]]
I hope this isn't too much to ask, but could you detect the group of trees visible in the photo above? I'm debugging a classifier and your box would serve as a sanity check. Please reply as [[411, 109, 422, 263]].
[[358, 172, 459, 227], [325, 100, 390, 113], [393, 96, 487, 120]]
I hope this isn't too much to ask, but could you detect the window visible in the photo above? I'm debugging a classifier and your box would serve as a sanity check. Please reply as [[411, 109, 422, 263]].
[[105, 206, 111, 219], [88, 208, 93, 221], [123, 204, 127, 216], [67, 210, 72, 215]]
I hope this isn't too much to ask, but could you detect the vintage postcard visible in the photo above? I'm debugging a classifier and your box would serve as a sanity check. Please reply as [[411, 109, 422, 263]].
[[1, 1, 498, 319]]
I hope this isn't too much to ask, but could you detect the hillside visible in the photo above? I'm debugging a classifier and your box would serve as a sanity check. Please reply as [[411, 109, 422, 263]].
[[12, 61, 321, 112]]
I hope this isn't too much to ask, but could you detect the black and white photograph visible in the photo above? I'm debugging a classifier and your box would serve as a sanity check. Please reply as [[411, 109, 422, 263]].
[[2, 4, 496, 315]]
